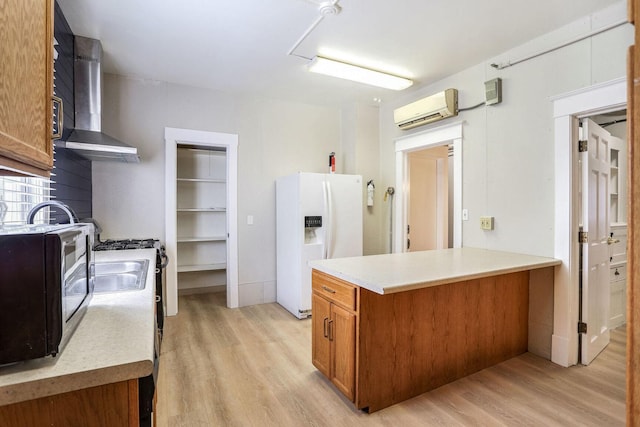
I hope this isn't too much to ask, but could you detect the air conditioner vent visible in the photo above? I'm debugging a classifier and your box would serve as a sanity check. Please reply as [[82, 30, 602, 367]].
[[394, 89, 458, 130]]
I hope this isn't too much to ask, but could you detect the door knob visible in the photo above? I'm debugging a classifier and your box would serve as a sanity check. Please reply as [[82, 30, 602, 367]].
[[607, 237, 620, 245]]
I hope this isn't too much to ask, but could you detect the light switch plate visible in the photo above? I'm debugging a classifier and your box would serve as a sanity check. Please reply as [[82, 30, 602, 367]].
[[480, 216, 494, 230]]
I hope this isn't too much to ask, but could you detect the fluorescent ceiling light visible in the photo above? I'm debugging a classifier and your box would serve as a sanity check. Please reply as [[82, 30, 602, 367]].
[[308, 56, 413, 91]]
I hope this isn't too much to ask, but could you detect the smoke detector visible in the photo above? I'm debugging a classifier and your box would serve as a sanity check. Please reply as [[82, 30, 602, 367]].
[[318, 1, 341, 16]]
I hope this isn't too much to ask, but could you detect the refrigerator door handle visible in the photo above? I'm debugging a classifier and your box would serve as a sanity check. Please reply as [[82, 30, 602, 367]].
[[326, 181, 333, 259], [322, 181, 329, 259]]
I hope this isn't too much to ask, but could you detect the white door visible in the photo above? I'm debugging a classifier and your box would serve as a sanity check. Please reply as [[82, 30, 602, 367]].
[[324, 174, 363, 258], [289, 173, 362, 317], [297, 173, 327, 316], [580, 118, 611, 365]]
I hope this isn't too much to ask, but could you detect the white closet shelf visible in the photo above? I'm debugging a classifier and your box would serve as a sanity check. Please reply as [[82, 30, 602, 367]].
[[177, 263, 227, 273], [177, 178, 226, 183], [177, 236, 227, 242], [177, 207, 226, 212]]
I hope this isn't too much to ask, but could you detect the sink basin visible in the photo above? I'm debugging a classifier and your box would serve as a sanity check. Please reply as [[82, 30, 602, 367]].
[[93, 260, 149, 293]]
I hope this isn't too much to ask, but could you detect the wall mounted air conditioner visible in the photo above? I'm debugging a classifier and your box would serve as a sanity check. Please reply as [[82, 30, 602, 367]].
[[394, 89, 458, 130]]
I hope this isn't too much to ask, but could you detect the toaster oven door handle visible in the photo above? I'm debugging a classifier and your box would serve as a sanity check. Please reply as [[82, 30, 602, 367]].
[[160, 251, 169, 269]]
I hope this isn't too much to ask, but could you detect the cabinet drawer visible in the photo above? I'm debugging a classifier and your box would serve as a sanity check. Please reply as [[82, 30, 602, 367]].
[[609, 226, 627, 264], [312, 270, 357, 311], [610, 264, 626, 282], [610, 235, 627, 264]]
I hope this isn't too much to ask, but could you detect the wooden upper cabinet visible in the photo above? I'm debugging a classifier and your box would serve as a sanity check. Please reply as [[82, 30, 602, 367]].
[[0, 0, 55, 177]]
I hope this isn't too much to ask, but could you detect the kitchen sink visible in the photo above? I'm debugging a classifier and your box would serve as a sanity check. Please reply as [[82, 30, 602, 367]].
[[93, 260, 149, 293]]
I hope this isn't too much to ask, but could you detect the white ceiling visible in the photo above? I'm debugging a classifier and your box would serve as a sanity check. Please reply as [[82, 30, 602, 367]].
[[57, 0, 620, 107]]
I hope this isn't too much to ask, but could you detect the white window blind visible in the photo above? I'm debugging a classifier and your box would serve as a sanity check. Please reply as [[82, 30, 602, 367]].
[[0, 175, 53, 227]]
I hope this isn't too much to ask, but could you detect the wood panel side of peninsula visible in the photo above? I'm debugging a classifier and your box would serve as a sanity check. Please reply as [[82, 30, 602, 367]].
[[0, 379, 139, 426], [312, 268, 530, 413]]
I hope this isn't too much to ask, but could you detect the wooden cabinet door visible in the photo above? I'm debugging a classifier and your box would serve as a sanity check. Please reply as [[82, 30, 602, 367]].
[[312, 294, 331, 377], [0, 379, 138, 427], [0, 0, 54, 176], [330, 303, 356, 401]]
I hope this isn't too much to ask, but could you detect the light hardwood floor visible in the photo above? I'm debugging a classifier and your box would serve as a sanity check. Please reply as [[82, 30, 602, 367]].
[[156, 292, 625, 426]]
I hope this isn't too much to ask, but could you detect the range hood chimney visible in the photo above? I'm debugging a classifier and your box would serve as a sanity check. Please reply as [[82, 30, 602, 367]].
[[61, 36, 140, 163]]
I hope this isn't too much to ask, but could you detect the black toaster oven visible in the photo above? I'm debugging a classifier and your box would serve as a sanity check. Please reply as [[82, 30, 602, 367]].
[[0, 223, 94, 365]]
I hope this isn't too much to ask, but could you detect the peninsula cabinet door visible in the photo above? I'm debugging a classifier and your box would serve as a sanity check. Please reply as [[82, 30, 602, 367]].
[[312, 293, 356, 401], [312, 294, 331, 377], [329, 304, 356, 401]]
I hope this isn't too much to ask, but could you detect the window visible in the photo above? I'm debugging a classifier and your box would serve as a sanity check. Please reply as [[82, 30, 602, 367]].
[[0, 175, 52, 227]]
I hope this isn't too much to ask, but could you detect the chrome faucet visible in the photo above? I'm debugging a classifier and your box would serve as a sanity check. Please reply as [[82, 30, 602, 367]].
[[27, 201, 79, 225]]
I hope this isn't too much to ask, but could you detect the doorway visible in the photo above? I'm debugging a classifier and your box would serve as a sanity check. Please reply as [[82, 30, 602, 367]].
[[578, 112, 627, 365], [552, 77, 626, 367], [164, 127, 239, 314], [394, 121, 463, 253], [407, 145, 451, 251]]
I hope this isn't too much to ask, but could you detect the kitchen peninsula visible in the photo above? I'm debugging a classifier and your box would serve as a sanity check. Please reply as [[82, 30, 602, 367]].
[[309, 247, 561, 413]]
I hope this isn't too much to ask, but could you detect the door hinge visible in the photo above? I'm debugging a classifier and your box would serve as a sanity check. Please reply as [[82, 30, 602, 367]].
[[579, 231, 588, 243], [578, 140, 588, 152], [578, 322, 587, 334]]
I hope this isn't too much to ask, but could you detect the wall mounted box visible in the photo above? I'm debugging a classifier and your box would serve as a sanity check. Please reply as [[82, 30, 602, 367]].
[[485, 78, 502, 106]]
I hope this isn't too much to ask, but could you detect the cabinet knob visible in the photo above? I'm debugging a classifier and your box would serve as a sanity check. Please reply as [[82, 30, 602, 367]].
[[607, 237, 620, 245]]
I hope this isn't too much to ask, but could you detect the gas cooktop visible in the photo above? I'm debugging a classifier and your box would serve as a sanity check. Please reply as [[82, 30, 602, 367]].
[[94, 239, 160, 251]]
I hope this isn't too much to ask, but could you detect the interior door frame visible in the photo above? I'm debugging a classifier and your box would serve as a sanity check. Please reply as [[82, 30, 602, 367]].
[[394, 121, 463, 253], [551, 77, 626, 367], [164, 127, 239, 314]]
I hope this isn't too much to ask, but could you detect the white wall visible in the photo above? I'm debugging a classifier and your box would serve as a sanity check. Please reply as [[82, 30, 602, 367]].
[[97, 77, 345, 306], [377, 2, 632, 257], [341, 104, 382, 255]]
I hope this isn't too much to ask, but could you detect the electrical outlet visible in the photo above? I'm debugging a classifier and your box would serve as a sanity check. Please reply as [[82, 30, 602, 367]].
[[480, 216, 494, 230]]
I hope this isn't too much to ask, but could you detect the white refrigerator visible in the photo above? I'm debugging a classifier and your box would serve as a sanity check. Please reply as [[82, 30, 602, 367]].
[[276, 172, 363, 319]]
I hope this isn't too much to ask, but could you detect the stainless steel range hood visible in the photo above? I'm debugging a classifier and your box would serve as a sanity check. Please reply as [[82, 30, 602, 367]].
[[60, 36, 140, 163]]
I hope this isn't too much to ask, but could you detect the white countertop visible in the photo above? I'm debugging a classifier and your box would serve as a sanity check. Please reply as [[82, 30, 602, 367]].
[[309, 247, 561, 294], [0, 249, 157, 406]]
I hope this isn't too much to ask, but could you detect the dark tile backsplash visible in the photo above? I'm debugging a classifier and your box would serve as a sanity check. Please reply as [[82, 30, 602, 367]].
[[51, 1, 92, 224], [51, 147, 92, 223]]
